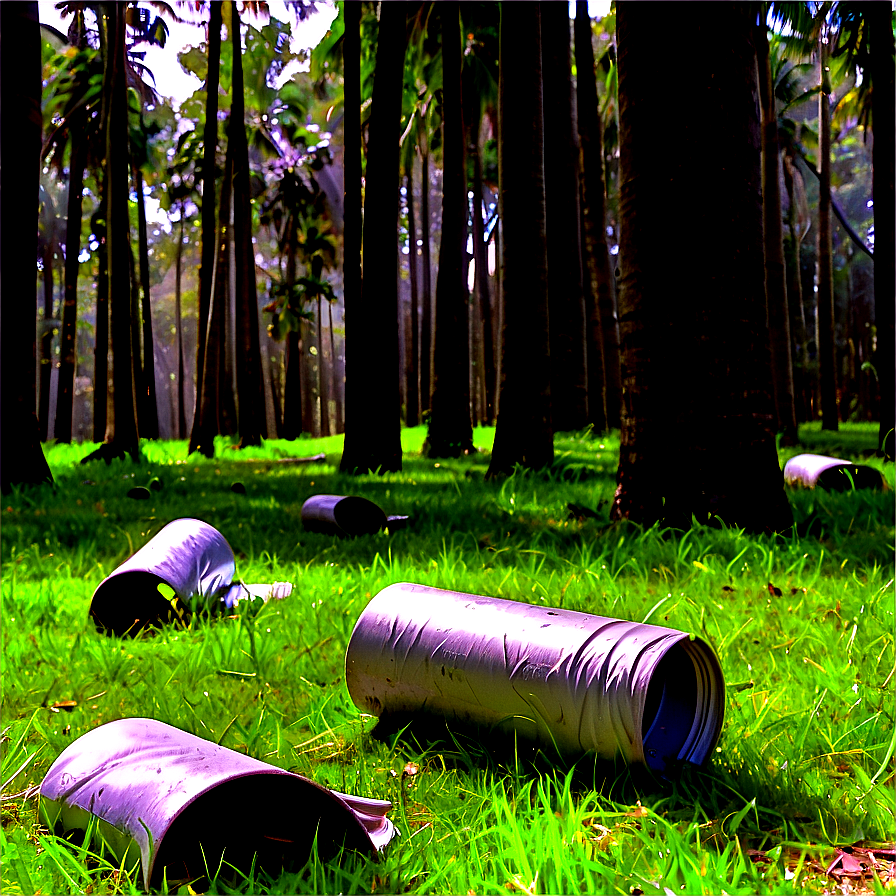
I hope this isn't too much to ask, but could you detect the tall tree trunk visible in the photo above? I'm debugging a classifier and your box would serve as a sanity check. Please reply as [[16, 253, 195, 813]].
[[39, 238, 56, 441], [542, 3, 589, 433], [188, 0, 222, 455], [175, 205, 187, 438], [494, 216, 502, 418], [0, 1, 53, 491], [329, 300, 342, 433], [56, 136, 86, 443], [319, 296, 331, 436], [282, 214, 304, 439], [756, 24, 797, 445], [340, 1, 407, 473], [419, 146, 434, 414], [101, 1, 139, 459], [406, 168, 420, 426], [133, 163, 159, 438], [816, 34, 838, 432], [783, 152, 810, 422], [230, 1, 266, 446], [610, 2, 791, 533], [869, 3, 895, 458], [428, 2, 474, 458], [488, 3, 552, 476], [93, 183, 109, 442], [575, 1, 620, 432], [470, 135, 496, 423]]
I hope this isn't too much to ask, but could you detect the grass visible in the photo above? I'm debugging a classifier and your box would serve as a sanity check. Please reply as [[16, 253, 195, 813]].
[[1, 424, 893, 895]]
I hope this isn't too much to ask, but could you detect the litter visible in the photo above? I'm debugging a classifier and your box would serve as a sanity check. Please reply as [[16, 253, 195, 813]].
[[301, 495, 410, 536], [783, 454, 885, 490], [89, 518, 291, 636], [346, 583, 725, 774], [40, 718, 397, 889]]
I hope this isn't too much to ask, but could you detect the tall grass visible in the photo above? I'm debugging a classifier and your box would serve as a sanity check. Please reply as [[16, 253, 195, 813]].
[[1, 425, 893, 894]]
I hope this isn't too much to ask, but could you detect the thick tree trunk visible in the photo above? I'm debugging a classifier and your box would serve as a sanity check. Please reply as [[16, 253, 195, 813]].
[[611, 2, 791, 533], [188, 0, 222, 455], [869, 4, 895, 458], [542, 3, 589, 433], [488, 3, 553, 476], [756, 25, 797, 445], [133, 163, 159, 439], [428, 2, 474, 458], [419, 147, 434, 414], [56, 136, 86, 443], [575, 1, 620, 432], [0, 1, 53, 491], [102, 1, 139, 459], [816, 36, 838, 432], [406, 168, 420, 426], [340, 1, 407, 473], [230, 2, 266, 446]]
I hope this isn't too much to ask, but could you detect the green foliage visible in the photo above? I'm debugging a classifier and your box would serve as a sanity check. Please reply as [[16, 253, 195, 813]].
[[2, 426, 893, 894]]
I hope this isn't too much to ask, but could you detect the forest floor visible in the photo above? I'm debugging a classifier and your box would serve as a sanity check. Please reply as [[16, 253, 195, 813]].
[[1, 423, 893, 895]]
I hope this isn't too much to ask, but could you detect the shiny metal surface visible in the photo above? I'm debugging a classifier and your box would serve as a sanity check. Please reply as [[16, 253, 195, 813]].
[[301, 495, 388, 536], [346, 583, 725, 773], [783, 453, 885, 490], [39, 718, 397, 889]]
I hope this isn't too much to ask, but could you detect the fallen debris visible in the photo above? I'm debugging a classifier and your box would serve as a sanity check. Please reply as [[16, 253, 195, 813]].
[[301, 495, 410, 536], [783, 454, 885, 491]]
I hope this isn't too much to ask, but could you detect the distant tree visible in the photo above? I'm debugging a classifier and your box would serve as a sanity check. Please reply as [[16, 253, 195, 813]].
[[340, 0, 408, 473], [575, 0, 621, 432], [611, 2, 791, 533], [542, 2, 589, 433], [427, 1, 474, 459], [488, 2, 553, 477], [0, 1, 54, 492]]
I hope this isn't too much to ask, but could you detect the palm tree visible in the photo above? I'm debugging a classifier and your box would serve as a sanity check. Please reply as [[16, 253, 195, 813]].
[[0, 1, 54, 492], [427, 2, 474, 459], [542, 2, 588, 433], [340, 0, 408, 473], [487, 2, 552, 477], [611, 2, 791, 533]]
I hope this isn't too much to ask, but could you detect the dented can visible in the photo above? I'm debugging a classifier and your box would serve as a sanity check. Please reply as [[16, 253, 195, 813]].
[[89, 518, 291, 636], [345, 583, 725, 774], [783, 454, 885, 491], [39, 718, 397, 890]]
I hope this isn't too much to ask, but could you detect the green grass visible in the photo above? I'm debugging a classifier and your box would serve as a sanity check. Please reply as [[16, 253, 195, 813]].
[[2, 425, 893, 895]]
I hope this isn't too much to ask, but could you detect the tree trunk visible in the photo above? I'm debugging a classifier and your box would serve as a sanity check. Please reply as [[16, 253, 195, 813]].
[[756, 24, 797, 445], [329, 300, 342, 433], [542, 3, 589, 433], [816, 34, 838, 432], [188, 0, 222, 455], [575, 0, 620, 433], [56, 136, 87, 443], [101, 1, 139, 459], [39, 237, 56, 441], [319, 296, 331, 436], [869, 3, 895, 458], [229, 1, 266, 446], [470, 134, 496, 423], [406, 168, 420, 426], [340, 0, 407, 473], [488, 3, 553, 476], [133, 163, 159, 439], [0, 1, 53, 491], [610, 2, 791, 533], [419, 146, 434, 414], [93, 182, 109, 442], [175, 205, 187, 438], [428, 2, 474, 458]]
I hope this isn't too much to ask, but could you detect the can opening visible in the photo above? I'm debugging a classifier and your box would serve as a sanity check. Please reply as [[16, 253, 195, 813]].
[[331, 497, 387, 536], [90, 572, 185, 636], [152, 775, 370, 886], [817, 464, 884, 491], [641, 643, 698, 773]]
